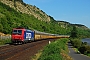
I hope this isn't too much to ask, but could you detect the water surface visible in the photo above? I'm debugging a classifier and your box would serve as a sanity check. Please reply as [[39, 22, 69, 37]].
[[82, 38, 90, 45]]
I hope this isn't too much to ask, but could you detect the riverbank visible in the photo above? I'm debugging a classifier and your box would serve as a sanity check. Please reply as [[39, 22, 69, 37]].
[[68, 42, 90, 60], [82, 38, 90, 45], [70, 38, 90, 57]]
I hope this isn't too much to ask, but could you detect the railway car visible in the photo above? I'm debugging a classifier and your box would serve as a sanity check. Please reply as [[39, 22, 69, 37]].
[[11, 28, 70, 44], [11, 28, 35, 43], [34, 30, 55, 40]]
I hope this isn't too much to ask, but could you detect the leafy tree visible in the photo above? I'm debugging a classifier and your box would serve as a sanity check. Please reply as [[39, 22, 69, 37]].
[[70, 26, 78, 38], [72, 39, 82, 48]]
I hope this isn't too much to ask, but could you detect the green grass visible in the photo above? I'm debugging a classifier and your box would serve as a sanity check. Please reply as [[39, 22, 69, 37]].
[[0, 39, 11, 45], [38, 38, 71, 60], [87, 54, 90, 56]]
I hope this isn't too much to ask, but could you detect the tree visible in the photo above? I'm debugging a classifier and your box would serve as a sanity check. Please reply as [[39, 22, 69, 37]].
[[73, 39, 82, 48], [70, 26, 78, 38]]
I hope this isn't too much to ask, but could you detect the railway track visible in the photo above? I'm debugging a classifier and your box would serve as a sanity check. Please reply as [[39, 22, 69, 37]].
[[0, 39, 55, 60]]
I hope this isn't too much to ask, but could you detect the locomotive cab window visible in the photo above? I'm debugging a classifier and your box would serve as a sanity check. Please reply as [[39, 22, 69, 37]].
[[12, 30, 22, 35], [18, 30, 22, 34]]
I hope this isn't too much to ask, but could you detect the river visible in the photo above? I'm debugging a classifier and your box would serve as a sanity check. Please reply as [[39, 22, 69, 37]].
[[82, 38, 90, 45]]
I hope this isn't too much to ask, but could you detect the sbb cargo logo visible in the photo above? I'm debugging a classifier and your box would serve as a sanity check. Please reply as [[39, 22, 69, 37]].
[[26, 33, 31, 39]]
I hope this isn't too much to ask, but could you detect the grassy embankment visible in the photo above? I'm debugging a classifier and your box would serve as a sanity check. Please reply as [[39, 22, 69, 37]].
[[0, 39, 11, 45], [32, 38, 72, 60]]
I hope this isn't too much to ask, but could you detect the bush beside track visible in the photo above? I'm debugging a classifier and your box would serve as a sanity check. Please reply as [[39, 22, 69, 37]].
[[0, 39, 11, 45], [38, 38, 72, 60]]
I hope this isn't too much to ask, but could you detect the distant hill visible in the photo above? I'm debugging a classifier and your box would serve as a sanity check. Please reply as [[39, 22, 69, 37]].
[[0, 0, 90, 38], [57, 21, 88, 30]]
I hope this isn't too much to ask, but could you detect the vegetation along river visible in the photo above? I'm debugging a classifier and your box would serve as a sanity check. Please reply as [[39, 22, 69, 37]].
[[82, 38, 90, 45]]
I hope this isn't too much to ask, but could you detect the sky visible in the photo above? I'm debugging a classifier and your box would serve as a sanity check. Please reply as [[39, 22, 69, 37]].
[[23, 0, 90, 28]]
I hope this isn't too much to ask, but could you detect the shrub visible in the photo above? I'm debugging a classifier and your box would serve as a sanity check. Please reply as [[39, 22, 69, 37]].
[[79, 45, 90, 55], [84, 45, 90, 54], [82, 42, 87, 46], [71, 38, 82, 48], [78, 45, 86, 54], [0, 39, 11, 45]]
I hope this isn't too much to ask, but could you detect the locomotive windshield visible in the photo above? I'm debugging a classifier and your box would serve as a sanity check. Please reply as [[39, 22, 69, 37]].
[[12, 30, 22, 35]]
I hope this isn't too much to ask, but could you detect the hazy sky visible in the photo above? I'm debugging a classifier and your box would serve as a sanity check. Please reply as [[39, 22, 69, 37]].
[[23, 0, 90, 28]]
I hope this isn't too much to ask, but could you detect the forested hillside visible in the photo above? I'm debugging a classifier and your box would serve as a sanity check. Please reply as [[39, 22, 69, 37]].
[[0, 1, 90, 38], [0, 2, 70, 34], [0, 0, 50, 22]]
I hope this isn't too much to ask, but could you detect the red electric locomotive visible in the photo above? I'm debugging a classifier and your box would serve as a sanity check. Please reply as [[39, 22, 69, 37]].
[[11, 28, 35, 44]]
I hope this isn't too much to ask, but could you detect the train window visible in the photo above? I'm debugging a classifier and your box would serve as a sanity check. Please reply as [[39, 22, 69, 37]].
[[18, 30, 22, 34], [13, 30, 17, 34], [12, 30, 22, 35]]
